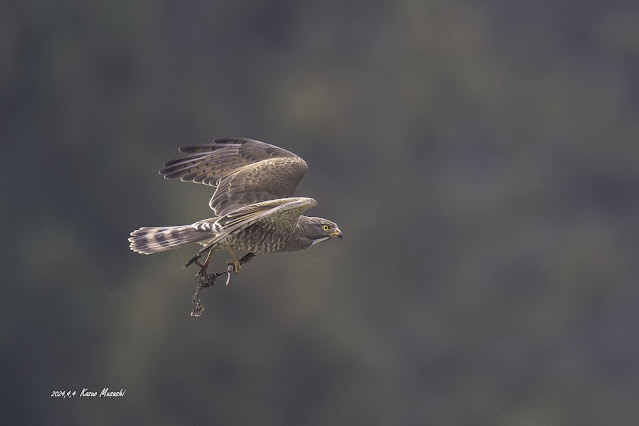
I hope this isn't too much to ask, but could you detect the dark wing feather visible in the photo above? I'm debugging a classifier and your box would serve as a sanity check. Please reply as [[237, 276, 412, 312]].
[[159, 138, 308, 216], [185, 197, 316, 266]]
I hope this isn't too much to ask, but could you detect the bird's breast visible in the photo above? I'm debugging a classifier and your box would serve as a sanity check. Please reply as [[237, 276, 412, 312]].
[[226, 225, 294, 254]]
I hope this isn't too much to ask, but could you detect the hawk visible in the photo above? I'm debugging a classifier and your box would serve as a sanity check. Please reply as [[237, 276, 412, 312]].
[[128, 138, 343, 277]]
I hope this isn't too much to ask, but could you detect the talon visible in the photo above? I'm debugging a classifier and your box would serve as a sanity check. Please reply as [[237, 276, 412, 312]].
[[195, 249, 215, 279], [226, 247, 241, 276], [194, 260, 207, 279], [227, 259, 241, 276]]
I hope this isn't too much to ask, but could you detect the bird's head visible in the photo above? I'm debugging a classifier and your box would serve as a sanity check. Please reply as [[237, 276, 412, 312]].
[[299, 216, 343, 245]]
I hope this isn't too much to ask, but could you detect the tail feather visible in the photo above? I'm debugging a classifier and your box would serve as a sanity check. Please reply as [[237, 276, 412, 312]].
[[129, 225, 212, 254]]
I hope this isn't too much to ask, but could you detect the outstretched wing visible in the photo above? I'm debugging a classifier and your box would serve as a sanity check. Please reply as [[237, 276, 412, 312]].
[[160, 138, 308, 216], [184, 197, 317, 266]]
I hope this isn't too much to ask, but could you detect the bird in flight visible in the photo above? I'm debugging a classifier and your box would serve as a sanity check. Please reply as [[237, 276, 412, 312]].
[[129, 138, 343, 278]]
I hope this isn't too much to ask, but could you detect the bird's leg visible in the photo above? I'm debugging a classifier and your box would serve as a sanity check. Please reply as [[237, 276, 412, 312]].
[[226, 247, 241, 276], [225, 252, 255, 285], [191, 252, 257, 316], [194, 248, 216, 279]]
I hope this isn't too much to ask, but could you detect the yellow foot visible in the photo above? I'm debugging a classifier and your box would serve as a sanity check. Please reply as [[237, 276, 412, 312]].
[[227, 259, 241, 276], [225, 247, 241, 276]]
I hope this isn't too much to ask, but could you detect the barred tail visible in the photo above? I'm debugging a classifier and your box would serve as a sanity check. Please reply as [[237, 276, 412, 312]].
[[128, 225, 212, 254]]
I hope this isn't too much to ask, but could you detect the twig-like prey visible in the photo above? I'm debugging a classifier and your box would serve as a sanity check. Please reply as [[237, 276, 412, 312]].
[[190, 252, 256, 317]]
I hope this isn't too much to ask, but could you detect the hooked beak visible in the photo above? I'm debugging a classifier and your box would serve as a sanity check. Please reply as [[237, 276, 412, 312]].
[[330, 229, 343, 239]]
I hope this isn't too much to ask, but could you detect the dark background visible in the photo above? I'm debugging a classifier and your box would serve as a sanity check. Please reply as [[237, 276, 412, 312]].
[[3, 0, 639, 424]]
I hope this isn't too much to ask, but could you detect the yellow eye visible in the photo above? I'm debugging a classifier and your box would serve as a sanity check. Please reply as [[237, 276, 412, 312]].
[[322, 225, 330, 231]]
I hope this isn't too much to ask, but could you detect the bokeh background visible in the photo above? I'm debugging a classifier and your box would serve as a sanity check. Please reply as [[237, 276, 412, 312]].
[[3, 0, 639, 424]]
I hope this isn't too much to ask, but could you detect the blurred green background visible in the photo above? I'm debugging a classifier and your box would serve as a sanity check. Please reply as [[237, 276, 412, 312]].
[[3, 0, 639, 424]]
